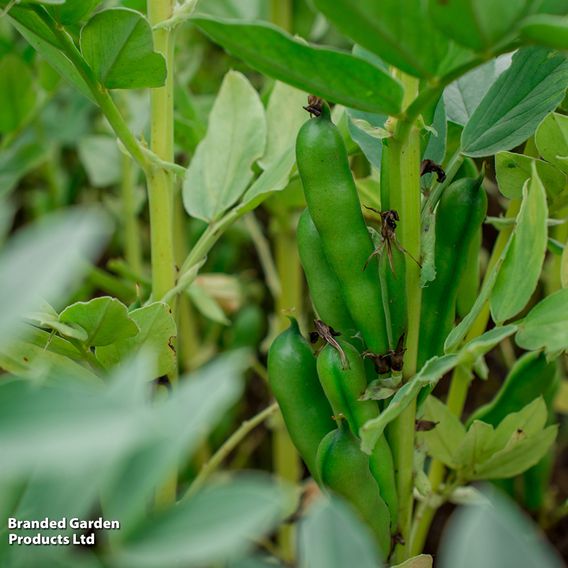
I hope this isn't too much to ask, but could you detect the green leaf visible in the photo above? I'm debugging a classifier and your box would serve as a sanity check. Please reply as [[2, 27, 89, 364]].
[[516, 287, 568, 353], [419, 396, 466, 468], [183, 71, 266, 222], [115, 476, 292, 568], [444, 60, 506, 126], [461, 47, 568, 157], [535, 112, 568, 173], [80, 8, 166, 89], [96, 302, 177, 378], [8, 7, 94, 101], [428, 0, 533, 52], [0, 209, 111, 346], [313, 0, 474, 79], [299, 496, 383, 568], [347, 108, 387, 170], [0, 337, 100, 383], [491, 166, 548, 323], [238, 147, 296, 213], [495, 150, 566, 200], [60, 297, 139, 347], [361, 354, 458, 453], [0, 54, 36, 134], [77, 135, 122, 188], [454, 421, 496, 472], [103, 352, 247, 529], [26, 300, 88, 341], [192, 17, 403, 115], [439, 489, 564, 568], [187, 283, 230, 325], [392, 555, 433, 568], [48, 0, 102, 25], [0, 131, 48, 197], [562, 236, 568, 287], [472, 425, 557, 479], [259, 81, 306, 170], [521, 14, 568, 49]]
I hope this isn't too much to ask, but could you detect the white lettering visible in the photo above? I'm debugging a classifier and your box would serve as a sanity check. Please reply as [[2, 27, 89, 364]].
[[8, 518, 16, 529]]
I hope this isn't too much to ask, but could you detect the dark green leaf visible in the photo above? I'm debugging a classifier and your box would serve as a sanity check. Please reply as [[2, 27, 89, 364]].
[[80, 8, 166, 89], [521, 14, 568, 49], [516, 287, 568, 353], [299, 496, 383, 568], [314, 0, 474, 79], [461, 47, 568, 157], [0, 54, 36, 134], [428, 0, 533, 52], [491, 166, 548, 323], [192, 17, 403, 115]]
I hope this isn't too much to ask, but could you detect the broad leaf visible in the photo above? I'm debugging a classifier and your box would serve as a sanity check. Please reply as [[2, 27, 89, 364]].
[[60, 297, 139, 347], [347, 108, 387, 170], [80, 8, 166, 89], [429, 0, 533, 52], [8, 7, 94, 101], [48, 0, 102, 24], [192, 17, 403, 115], [535, 112, 568, 174], [521, 14, 568, 49], [313, 0, 474, 79], [259, 81, 306, 170], [440, 490, 563, 568], [299, 496, 383, 568], [491, 167, 548, 323], [419, 396, 466, 468], [0, 209, 111, 346], [103, 352, 247, 530], [115, 476, 292, 568], [461, 47, 568, 157], [77, 135, 122, 188], [516, 287, 568, 353], [183, 71, 266, 221], [96, 302, 177, 378], [0, 54, 36, 134], [495, 151, 566, 200], [444, 57, 510, 126]]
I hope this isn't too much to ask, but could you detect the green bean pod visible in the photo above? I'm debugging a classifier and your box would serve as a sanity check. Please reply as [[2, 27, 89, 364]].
[[317, 340, 398, 529], [456, 226, 482, 319], [268, 318, 335, 478], [296, 104, 389, 355], [380, 244, 407, 349], [467, 351, 558, 426], [317, 420, 391, 555], [418, 177, 487, 368], [297, 208, 356, 334]]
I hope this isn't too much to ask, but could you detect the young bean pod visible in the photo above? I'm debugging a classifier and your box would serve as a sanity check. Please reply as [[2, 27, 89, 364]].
[[268, 318, 335, 478], [317, 340, 398, 528], [317, 419, 391, 555], [296, 102, 389, 356], [297, 208, 356, 335], [418, 177, 487, 368]]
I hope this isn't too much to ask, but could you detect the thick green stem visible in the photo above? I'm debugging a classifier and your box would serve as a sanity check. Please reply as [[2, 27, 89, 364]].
[[270, 0, 292, 31], [388, 74, 422, 563], [147, 0, 176, 304]]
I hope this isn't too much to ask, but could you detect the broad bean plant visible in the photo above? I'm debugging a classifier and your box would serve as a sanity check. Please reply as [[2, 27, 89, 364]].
[[1, 0, 568, 567]]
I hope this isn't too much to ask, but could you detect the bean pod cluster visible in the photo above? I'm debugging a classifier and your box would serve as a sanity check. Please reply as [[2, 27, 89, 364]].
[[268, 99, 488, 555]]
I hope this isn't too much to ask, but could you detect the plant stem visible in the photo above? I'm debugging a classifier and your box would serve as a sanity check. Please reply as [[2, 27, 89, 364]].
[[272, 211, 303, 563], [30, 6, 148, 170], [269, 0, 292, 31], [147, 0, 177, 304], [408, 197, 522, 554], [389, 74, 422, 563], [184, 403, 279, 499]]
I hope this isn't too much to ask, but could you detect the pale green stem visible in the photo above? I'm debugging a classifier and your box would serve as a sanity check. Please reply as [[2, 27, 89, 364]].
[[389, 73, 422, 564], [184, 403, 279, 499]]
